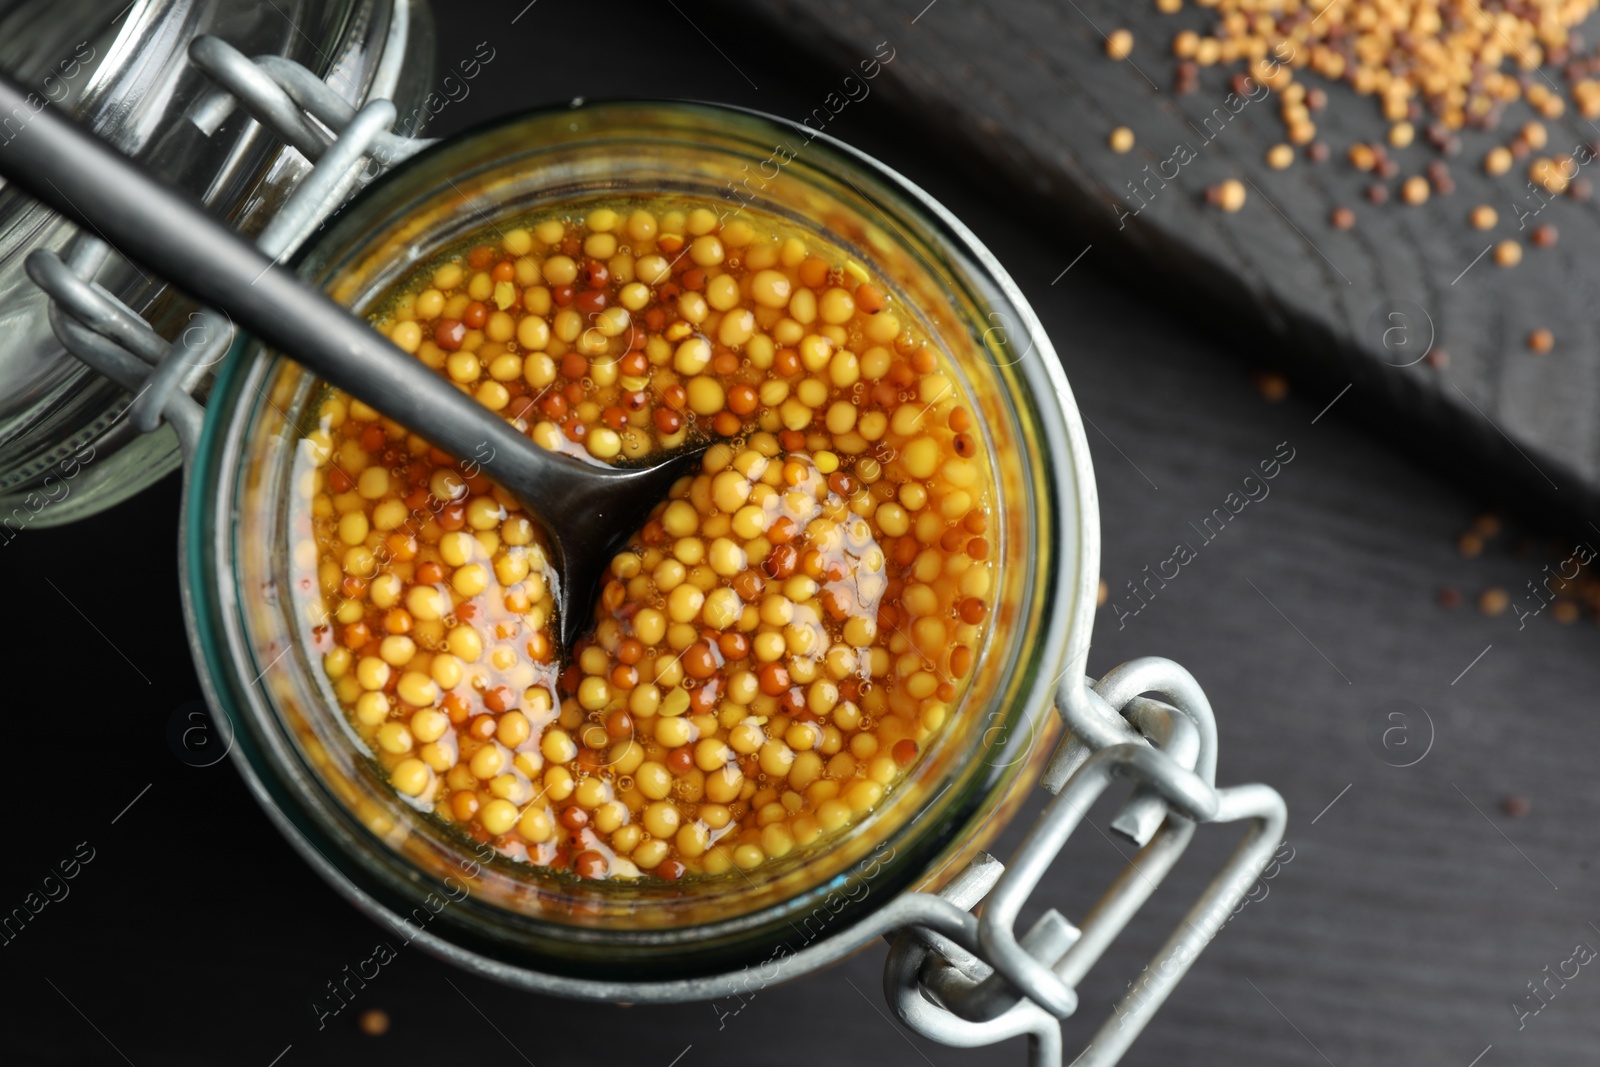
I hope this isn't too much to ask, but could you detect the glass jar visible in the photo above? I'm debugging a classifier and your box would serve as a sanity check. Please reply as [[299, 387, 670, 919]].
[[185, 101, 1098, 995], [0, 0, 434, 527]]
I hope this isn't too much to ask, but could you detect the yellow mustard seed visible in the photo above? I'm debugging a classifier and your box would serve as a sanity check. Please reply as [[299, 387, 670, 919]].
[[298, 196, 999, 886]]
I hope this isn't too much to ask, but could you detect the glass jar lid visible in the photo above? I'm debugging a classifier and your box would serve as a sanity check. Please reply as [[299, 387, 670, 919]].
[[0, 0, 433, 528]]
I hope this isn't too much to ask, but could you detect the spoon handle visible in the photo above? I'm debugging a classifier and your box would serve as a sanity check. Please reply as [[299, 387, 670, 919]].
[[0, 72, 606, 496]]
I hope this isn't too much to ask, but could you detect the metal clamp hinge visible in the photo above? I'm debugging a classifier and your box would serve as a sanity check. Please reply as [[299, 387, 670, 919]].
[[882, 657, 1287, 1067]]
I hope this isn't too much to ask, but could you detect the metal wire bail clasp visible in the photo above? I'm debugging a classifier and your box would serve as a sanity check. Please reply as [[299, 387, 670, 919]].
[[884, 657, 1287, 1067], [24, 35, 434, 459]]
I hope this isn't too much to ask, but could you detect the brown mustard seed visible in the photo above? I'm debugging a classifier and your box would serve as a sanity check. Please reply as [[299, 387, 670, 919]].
[[1472, 513, 1501, 537], [1428, 123, 1462, 155], [1426, 347, 1449, 368], [1470, 205, 1498, 229], [1109, 126, 1135, 153], [1554, 600, 1580, 624], [1266, 143, 1295, 169], [1307, 141, 1330, 163], [1528, 328, 1554, 353], [1209, 178, 1247, 212], [1494, 239, 1522, 267], [1457, 532, 1484, 558], [1530, 223, 1558, 247], [1106, 28, 1134, 60], [1479, 587, 1510, 616], [1401, 176, 1430, 205], [1437, 586, 1462, 609], [1254, 371, 1289, 402], [1502, 794, 1532, 818], [1365, 183, 1389, 203], [1331, 206, 1356, 229]]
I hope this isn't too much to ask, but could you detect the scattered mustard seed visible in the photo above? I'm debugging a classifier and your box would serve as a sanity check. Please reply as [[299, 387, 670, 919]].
[[1428, 160, 1455, 195], [1331, 206, 1356, 229], [1389, 121, 1415, 148], [1479, 588, 1510, 616], [1097, 579, 1109, 606], [1154, 0, 1600, 139], [1554, 600, 1580, 624], [1109, 126, 1135, 153], [1523, 121, 1549, 150], [1494, 239, 1523, 267], [1156, 0, 1182, 12], [359, 1009, 390, 1037], [1530, 156, 1572, 194], [1349, 143, 1377, 172], [1470, 205, 1498, 229], [1472, 513, 1501, 537], [1484, 147, 1513, 176], [1209, 178, 1247, 212], [1502, 794, 1532, 818], [1255, 371, 1289, 402], [1400, 176, 1430, 205], [1528, 328, 1554, 353], [1266, 143, 1295, 169], [1458, 532, 1484, 558], [1106, 28, 1134, 60]]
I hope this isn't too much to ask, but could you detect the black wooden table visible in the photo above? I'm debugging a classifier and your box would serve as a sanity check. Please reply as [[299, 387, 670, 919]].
[[4, 2, 1597, 1065]]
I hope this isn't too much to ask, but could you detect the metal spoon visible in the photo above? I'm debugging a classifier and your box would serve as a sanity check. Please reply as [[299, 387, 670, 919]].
[[0, 73, 705, 648]]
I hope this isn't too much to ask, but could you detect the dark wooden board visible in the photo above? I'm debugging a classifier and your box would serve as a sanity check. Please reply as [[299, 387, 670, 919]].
[[4, 3, 1598, 1065], [714, 0, 1600, 528]]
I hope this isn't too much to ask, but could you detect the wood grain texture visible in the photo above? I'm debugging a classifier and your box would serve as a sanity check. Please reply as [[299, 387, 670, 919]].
[[714, 0, 1600, 523]]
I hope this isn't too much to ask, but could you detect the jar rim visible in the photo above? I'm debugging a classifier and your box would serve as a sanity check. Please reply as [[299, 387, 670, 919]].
[[183, 98, 1100, 998]]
